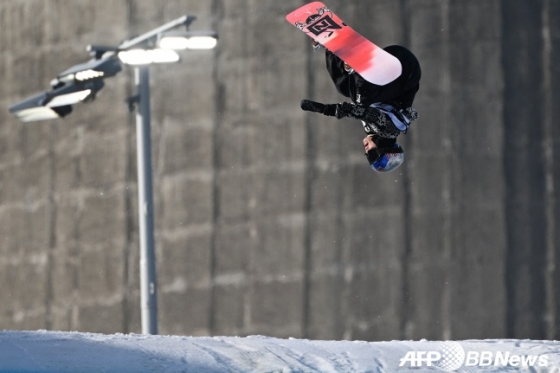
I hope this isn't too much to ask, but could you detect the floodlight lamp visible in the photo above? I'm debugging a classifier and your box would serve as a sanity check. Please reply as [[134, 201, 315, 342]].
[[118, 50, 152, 65], [9, 79, 103, 122], [185, 36, 217, 50], [45, 89, 92, 107], [158, 36, 190, 50], [118, 49, 180, 65], [149, 48, 180, 63], [158, 31, 218, 50], [9, 91, 74, 122], [16, 106, 73, 122]]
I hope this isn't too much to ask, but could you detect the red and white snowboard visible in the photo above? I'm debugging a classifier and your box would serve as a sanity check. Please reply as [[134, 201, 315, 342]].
[[286, 2, 402, 86]]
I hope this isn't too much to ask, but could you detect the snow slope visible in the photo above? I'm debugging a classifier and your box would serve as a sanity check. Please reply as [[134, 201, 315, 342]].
[[0, 331, 559, 372]]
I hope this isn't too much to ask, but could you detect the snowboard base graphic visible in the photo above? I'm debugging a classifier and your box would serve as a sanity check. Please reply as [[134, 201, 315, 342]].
[[286, 2, 402, 86]]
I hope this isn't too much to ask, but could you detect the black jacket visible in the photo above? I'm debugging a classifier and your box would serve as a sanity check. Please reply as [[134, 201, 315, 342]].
[[325, 45, 421, 109]]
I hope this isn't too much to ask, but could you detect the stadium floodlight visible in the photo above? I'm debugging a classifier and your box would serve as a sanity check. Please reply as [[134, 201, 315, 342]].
[[118, 48, 180, 65], [185, 36, 218, 50], [8, 97, 71, 122], [118, 50, 153, 65], [158, 31, 218, 50], [8, 79, 104, 122], [158, 36, 190, 50], [9, 57, 118, 122]]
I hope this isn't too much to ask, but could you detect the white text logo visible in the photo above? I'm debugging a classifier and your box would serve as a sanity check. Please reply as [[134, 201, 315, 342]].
[[399, 342, 549, 371]]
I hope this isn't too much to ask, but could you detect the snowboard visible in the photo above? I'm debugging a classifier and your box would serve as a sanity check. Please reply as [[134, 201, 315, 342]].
[[286, 2, 402, 86]]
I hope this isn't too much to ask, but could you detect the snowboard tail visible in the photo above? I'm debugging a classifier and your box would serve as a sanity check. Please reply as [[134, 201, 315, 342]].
[[286, 2, 402, 86]]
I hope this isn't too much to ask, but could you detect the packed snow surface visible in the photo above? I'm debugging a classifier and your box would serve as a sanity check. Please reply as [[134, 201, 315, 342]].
[[0, 330, 559, 372]]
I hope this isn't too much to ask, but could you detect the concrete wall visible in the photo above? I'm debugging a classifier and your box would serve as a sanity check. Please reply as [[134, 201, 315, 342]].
[[0, 0, 559, 341]]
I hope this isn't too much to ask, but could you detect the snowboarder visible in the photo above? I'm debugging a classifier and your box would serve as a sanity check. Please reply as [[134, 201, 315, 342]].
[[301, 44, 421, 172]]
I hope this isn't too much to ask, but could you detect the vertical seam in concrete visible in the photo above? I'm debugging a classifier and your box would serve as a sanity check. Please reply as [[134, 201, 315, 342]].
[[122, 0, 136, 334], [70, 127, 83, 330], [333, 160, 344, 339], [340, 0, 358, 342], [500, 0, 515, 340], [208, 0, 223, 336], [44, 1, 55, 332], [398, 0, 413, 341], [45, 123, 57, 330], [333, 0, 353, 341], [440, 0, 453, 341], [301, 28, 315, 340], [123, 120, 134, 335], [541, 0, 556, 339]]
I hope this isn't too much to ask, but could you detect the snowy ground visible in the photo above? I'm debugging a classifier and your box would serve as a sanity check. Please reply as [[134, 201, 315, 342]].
[[0, 331, 559, 373]]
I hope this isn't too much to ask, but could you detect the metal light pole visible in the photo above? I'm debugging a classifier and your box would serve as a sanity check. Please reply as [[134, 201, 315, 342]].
[[134, 65, 158, 335], [120, 16, 216, 335]]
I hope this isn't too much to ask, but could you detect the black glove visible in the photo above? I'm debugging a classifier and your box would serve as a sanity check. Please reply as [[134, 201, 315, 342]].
[[300, 100, 337, 116]]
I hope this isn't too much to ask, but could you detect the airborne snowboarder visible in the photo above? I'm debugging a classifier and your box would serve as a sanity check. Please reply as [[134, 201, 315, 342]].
[[301, 43, 421, 173]]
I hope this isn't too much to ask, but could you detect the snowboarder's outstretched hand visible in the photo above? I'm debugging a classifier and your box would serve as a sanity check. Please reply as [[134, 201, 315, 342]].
[[301, 99, 355, 119], [301, 100, 333, 115]]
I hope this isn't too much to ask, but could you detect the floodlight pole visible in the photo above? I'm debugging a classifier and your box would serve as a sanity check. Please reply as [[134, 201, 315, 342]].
[[123, 15, 197, 336], [9, 14, 217, 336], [134, 65, 158, 335], [123, 15, 196, 336]]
